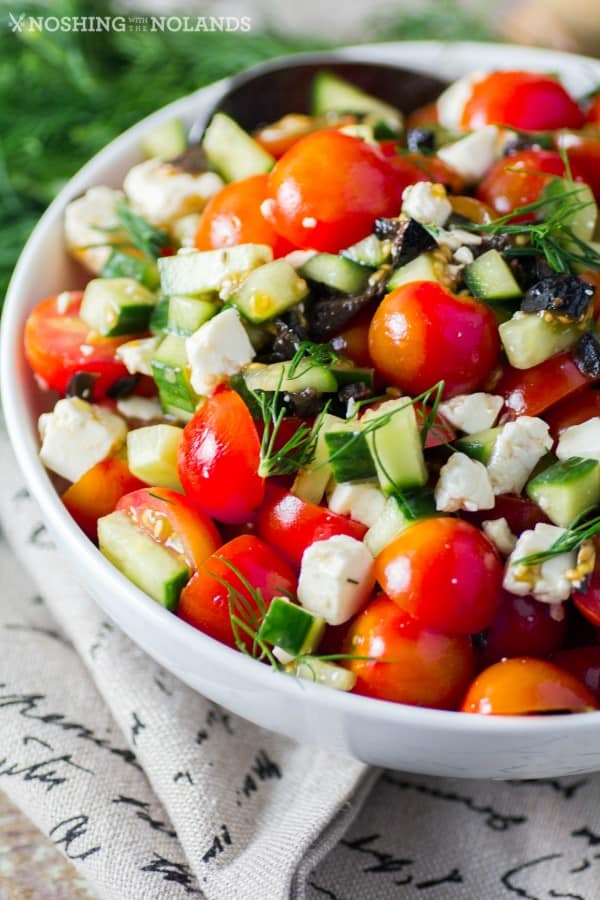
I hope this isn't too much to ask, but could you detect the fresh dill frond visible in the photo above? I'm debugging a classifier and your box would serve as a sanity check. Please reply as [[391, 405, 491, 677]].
[[116, 203, 169, 259], [287, 340, 341, 378], [512, 506, 600, 567]]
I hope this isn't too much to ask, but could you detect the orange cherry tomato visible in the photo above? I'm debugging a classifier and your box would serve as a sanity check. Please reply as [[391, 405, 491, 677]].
[[62, 457, 145, 541], [461, 658, 598, 715], [343, 594, 474, 709], [368, 280, 500, 399], [449, 195, 495, 224], [496, 352, 600, 417], [461, 71, 584, 131], [253, 113, 356, 158], [404, 153, 465, 195]]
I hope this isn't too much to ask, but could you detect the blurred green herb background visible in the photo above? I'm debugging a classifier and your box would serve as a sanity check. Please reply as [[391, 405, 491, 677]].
[[0, 0, 493, 302]]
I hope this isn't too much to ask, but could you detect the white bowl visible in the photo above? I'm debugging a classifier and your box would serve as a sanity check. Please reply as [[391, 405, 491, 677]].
[[4, 41, 600, 779]]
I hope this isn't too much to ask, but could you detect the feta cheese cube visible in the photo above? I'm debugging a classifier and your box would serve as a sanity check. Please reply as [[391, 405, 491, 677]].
[[556, 417, 600, 461], [402, 181, 452, 227], [64, 186, 128, 275], [116, 336, 161, 376], [487, 416, 552, 495], [481, 517, 517, 555], [297, 535, 375, 626], [327, 482, 387, 528], [439, 392, 503, 434], [116, 396, 164, 422], [186, 307, 255, 396], [39, 398, 126, 483], [437, 126, 499, 183], [434, 452, 494, 513], [123, 159, 223, 227], [436, 71, 487, 129], [503, 522, 576, 604]]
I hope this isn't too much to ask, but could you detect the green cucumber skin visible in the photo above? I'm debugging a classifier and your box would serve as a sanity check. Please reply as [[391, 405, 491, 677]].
[[101, 250, 160, 290], [299, 253, 371, 295], [342, 234, 388, 268], [230, 260, 309, 324], [463, 249, 522, 301], [527, 457, 600, 527], [158, 244, 273, 297], [150, 298, 170, 335], [258, 597, 324, 656], [105, 305, 155, 337], [245, 361, 337, 395], [454, 426, 502, 464], [202, 113, 274, 182], [151, 335, 200, 415], [332, 365, 375, 389], [325, 431, 377, 483]]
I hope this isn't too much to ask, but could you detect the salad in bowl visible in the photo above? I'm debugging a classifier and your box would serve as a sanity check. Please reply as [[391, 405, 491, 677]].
[[19, 59, 600, 723]]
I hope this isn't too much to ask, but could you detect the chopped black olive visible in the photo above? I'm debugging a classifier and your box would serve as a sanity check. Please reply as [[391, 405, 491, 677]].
[[281, 387, 325, 418], [65, 371, 99, 402], [574, 332, 600, 378], [520, 275, 595, 321], [406, 127, 436, 154], [329, 381, 373, 418], [502, 131, 553, 156], [107, 373, 141, 399], [306, 275, 386, 341], [169, 144, 207, 173], [258, 321, 301, 363], [507, 253, 554, 291], [373, 217, 401, 240], [390, 218, 437, 268]]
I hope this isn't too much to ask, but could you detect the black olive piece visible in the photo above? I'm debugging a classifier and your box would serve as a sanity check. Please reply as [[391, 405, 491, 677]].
[[168, 144, 208, 173], [507, 253, 554, 290], [328, 381, 373, 418], [502, 131, 553, 156], [281, 305, 309, 341], [306, 276, 386, 342], [107, 373, 141, 399], [574, 332, 600, 378], [66, 371, 99, 401], [390, 218, 437, 268], [520, 275, 595, 321], [258, 321, 302, 363], [373, 217, 401, 240], [281, 387, 326, 418], [406, 127, 436, 154]]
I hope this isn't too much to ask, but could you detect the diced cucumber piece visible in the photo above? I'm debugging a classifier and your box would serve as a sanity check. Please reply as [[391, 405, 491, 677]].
[[363, 398, 427, 495], [454, 426, 502, 464], [202, 112, 275, 182], [325, 426, 377, 483], [285, 656, 356, 691], [229, 260, 309, 323], [292, 413, 345, 504], [342, 234, 390, 268], [127, 424, 183, 491], [364, 489, 436, 557], [464, 249, 522, 301], [258, 596, 325, 657], [298, 253, 371, 295], [526, 456, 600, 527], [244, 360, 337, 394], [150, 298, 170, 335], [151, 334, 202, 417], [159, 245, 273, 298], [331, 363, 375, 389], [499, 312, 582, 369], [140, 118, 187, 160], [80, 278, 156, 337], [387, 251, 441, 291], [489, 300, 520, 324], [311, 72, 402, 132], [168, 295, 218, 336], [98, 510, 189, 610], [101, 250, 160, 290], [542, 177, 597, 242]]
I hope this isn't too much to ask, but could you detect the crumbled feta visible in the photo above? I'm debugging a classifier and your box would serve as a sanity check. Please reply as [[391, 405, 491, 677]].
[[436, 71, 487, 129], [556, 417, 600, 462], [123, 159, 223, 227], [503, 522, 576, 604], [116, 336, 161, 377], [186, 307, 255, 396], [486, 416, 552, 495], [39, 398, 126, 483], [481, 517, 517, 555], [437, 126, 499, 183], [64, 186, 128, 275], [453, 246, 475, 266], [285, 249, 317, 269], [116, 396, 163, 421], [439, 392, 503, 434], [327, 482, 387, 528], [434, 452, 494, 513], [435, 228, 483, 251], [170, 213, 202, 248], [402, 181, 451, 227], [297, 534, 375, 626]]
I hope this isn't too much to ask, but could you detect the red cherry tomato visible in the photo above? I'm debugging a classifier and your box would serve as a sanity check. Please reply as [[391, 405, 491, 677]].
[[406, 102, 438, 129], [375, 518, 503, 635], [573, 564, 600, 628], [585, 94, 600, 127], [544, 387, 600, 443], [256, 484, 367, 569], [461, 71, 584, 131], [468, 495, 550, 536], [62, 458, 145, 541], [461, 657, 598, 715], [496, 352, 600, 417], [177, 535, 296, 649], [477, 589, 567, 669], [368, 281, 500, 399], [343, 595, 474, 708], [476, 150, 573, 219], [24, 292, 130, 398], [194, 174, 292, 256], [559, 136, 600, 202], [552, 647, 600, 703], [404, 153, 466, 195], [266, 131, 408, 252], [116, 487, 221, 571], [178, 390, 264, 524]]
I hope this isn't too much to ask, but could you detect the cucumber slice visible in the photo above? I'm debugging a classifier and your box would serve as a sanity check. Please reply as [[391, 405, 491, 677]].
[[464, 249, 522, 301], [311, 72, 402, 131], [158, 245, 273, 297], [363, 398, 427, 495], [151, 334, 202, 417], [331, 363, 375, 389], [499, 312, 582, 369], [168, 295, 218, 336], [298, 253, 371, 295], [387, 251, 442, 291], [342, 234, 390, 268], [364, 489, 436, 557], [127, 424, 184, 491], [98, 510, 189, 610], [285, 657, 356, 691], [244, 360, 337, 394], [542, 177, 597, 242], [150, 298, 170, 335], [454, 426, 502, 464], [202, 112, 275, 182], [140, 118, 187, 160], [229, 260, 309, 323], [80, 278, 156, 337], [292, 412, 345, 504], [325, 426, 377, 483], [101, 250, 160, 290], [258, 596, 325, 657], [526, 456, 600, 527]]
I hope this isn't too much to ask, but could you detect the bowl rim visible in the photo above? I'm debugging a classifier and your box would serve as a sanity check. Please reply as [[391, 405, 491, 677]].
[[4, 39, 600, 740]]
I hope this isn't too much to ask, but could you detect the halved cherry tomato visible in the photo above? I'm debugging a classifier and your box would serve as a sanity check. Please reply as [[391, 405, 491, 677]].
[[62, 458, 145, 540], [376, 518, 503, 635], [461, 657, 598, 715], [461, 72, 584, 131], [24, 293, 130, 398], [194, 174, 293, 256], [476, 149, 575, 219], [178, 390, 264, 524], [573, 563, 600, 628], [415, 402, 456, 449], [544, 387, 600, 442], [343, 594, 474, 709], [177, 535, 296, 649], [368, 281, 500, 399], [496, 352, 599, 417], [552, 647, 600, 703], [477, 589, 567, 669], [256, 484, 367, 569], [266, 131, 409, 252], [117, 487, 221, 571], [468, 494, 550, 536]]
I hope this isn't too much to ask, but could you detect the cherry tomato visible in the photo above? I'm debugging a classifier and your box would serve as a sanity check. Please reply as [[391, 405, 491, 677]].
[[177, 535, 296, 649], [194, 174, 292, 256], [414, 402, 456, 449], [477, 589, 567, 669], [266, 131, 408, 252], [24, 292, 130, 398], [551, 647, 600, 703], [476, 150, 573, 219], [544, 387, 600, 443], [573, 564, 600, 628], [461, 657, 598, 715], [496, 352, 600, 417], [461, 72, 584, 131], [117, 487, 221, 571], [375, 518, 503, 635], [406, 102, 438, 128], [62, 458, 145, 541], [368, 281, 500, 399], [178, 390, 264, 524], [403, 153, 465, 195], [585, 94, 600, 127], [468, 495, 550, 536], [254, 114, 356, 158], [343, 595, 474, 709], [559, 136, 600, 202], [449, 195, 495, 224], [256, 484, 367, 569]]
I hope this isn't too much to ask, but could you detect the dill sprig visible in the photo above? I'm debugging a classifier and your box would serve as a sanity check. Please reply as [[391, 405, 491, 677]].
[[512, 506, 600, 567], [116, 202, 169, 259], [287, 340, 341, 378]]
